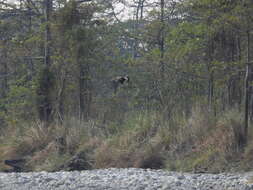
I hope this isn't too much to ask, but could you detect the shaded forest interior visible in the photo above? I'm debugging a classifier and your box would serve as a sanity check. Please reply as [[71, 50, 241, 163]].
[[1, 0, 253, 172]]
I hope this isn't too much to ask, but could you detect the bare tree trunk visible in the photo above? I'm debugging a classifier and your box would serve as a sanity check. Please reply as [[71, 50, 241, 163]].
[[79, 62, 85, 121], [44, 0, 51, 68], [207, 36, 214, 112], [44, 0, 52, 123], [228, 79, 232, 107], [133, 0, 145, 58], [140, 0, 145, 20], [159, 0, 165, 80], [208, 71, 214, 111], [133, 1, 140, 58], [237, 36, 242, 61], [0, 42, 8, 100], [27, 6, 34, 81], [244, 30, 251, 145], [237, 35, 242, 108], [84, 64, 92, 119]]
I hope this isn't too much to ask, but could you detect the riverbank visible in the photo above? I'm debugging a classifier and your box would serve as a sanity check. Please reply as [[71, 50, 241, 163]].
[[0, 168, 253, 190]]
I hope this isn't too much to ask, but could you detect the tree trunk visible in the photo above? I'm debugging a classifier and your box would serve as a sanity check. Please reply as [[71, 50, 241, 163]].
[[0, 42, 8, 100], [43, 0, 53, 123], [237, 35, 242, 108], [159, 0, 165, 80], [57, 72, 66, 122], [133, 0, 145, 58], [208, 71, 214, 111], [133, 1, 140, 58], [27, 6, 34, 81], [37, 0, 53, 125], [207, 36, 214, 112], [44, 0, 51, 68], [244, 30, 251, 145], [79, 63, 85, 121], [140, 0, 145, 20], [79, 60, 92, 121]]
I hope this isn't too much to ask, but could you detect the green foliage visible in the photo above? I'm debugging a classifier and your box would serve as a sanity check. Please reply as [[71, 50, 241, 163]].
[[57, 0, 79, 32], [6, 84, 35, 120], [167, 22, 206, 60]]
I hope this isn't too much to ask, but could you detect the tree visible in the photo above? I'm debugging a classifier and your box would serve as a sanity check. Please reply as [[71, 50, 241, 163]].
[[36, 0, 54, 124]]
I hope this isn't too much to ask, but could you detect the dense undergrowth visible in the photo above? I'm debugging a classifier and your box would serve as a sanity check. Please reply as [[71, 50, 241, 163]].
[[0, 106, 252, 173]]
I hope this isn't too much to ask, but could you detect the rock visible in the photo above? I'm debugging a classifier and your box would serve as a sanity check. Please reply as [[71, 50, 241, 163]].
[[177, 175, 186, 180], [4, 159, 27, 172]]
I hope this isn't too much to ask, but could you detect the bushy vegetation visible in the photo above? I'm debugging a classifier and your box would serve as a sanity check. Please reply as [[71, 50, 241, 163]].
[[1, 106, 252, 172]]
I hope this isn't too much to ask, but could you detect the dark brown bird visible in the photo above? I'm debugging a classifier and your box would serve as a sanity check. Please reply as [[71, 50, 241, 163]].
[[111, 75, 129, 93]]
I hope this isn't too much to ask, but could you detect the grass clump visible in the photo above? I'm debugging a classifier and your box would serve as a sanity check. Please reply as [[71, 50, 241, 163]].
[[94, 111, 165, 169]]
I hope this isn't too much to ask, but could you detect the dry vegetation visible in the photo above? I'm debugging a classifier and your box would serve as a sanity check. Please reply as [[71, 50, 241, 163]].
[[1, 105, 252, 173]]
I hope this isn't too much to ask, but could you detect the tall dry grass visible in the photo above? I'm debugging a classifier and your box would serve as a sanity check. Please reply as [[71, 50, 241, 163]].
[[1, 107, 252, 172]]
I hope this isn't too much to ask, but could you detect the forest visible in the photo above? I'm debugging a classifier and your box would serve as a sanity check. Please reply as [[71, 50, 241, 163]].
[[0, 0, 253, 172]]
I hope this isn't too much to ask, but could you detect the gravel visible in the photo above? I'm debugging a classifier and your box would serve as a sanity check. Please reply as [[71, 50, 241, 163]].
[[0, 168, 253, 190]]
